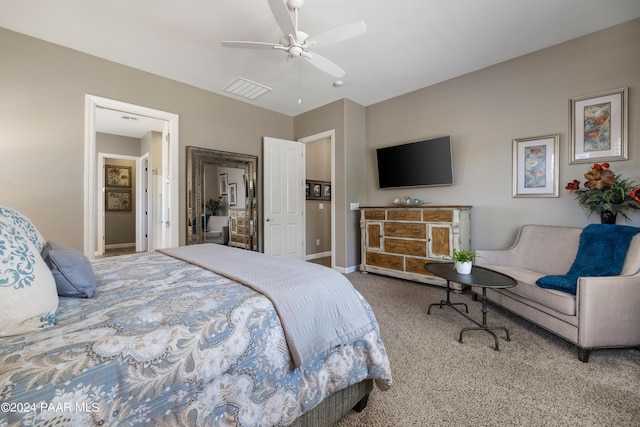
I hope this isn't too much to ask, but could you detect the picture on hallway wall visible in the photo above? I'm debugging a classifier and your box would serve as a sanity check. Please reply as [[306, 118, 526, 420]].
[[105, 166, 131, 188], [106, 190, 132, 211], [306, 180, 331, 200]]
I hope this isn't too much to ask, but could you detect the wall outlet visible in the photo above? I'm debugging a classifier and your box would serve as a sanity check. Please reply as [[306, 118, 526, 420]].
[[319, 203, 324, 210], [316, 239, 320, 246], [350, 202, 360, 211]]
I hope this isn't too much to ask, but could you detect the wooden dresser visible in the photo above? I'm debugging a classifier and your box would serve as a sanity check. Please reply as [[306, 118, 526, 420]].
[[359, 206, 471, 288]]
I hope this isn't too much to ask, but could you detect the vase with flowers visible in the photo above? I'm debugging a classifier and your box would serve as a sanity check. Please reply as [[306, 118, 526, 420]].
[[206, 195, 225, 215], [565, 162, 640, 224]]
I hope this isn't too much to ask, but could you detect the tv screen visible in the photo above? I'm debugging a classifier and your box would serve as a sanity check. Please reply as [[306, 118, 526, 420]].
[[376, 136, 454, 189]]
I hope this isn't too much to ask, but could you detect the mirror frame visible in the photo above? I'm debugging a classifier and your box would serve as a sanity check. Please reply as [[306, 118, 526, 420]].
[[186, 146, 258, 250]]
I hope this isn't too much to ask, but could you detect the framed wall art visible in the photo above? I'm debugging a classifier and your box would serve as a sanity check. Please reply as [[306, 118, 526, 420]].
[[219, 173, 228, 195], [105, 165, 131, 188], [569, 87, 628, 164], [229, 182, 237, 206], [322, 183, 331, 200], [512, 134, 559, 198], [106, 190, 132, 211], [306, 180, 330, 200]]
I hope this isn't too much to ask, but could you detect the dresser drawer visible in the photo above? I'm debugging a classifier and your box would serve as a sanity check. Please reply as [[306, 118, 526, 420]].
[[406, 257, 432, 276], [384, 222, 426, 238], [364, 210, 386, 220], [366, 251, 404, 271], [387, 210, 422, 221], [423, 210, 452, 222], [384, 238, 426, 257]]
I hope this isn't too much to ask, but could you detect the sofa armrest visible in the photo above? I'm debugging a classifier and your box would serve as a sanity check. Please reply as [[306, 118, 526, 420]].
[[577, 275, 640, 348]]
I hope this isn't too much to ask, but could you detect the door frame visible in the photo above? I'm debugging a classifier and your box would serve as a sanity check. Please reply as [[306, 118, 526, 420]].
[[97, 153, 146, 256], [84, 94, 179, 259], [298, 130, 335, 269]]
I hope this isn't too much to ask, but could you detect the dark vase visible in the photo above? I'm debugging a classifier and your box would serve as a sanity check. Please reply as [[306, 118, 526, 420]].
[[600, 210, 617, 224]]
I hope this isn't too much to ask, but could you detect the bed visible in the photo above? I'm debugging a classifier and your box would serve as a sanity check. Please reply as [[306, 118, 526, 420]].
[[0, 206, 392, 426]]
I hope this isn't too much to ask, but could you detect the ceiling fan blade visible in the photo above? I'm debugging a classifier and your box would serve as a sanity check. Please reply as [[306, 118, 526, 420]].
[[268, 0, 296, 38], [303, 52, 346, 78], [307, 21, 366, 48], [221, 41, 281, 50]]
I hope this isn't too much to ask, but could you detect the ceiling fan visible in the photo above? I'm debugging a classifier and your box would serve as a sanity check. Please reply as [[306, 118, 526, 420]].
[[220, 0, 366, 78]]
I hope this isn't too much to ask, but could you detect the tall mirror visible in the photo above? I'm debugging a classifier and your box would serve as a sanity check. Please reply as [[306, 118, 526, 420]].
[[186, 146, 258, 251]]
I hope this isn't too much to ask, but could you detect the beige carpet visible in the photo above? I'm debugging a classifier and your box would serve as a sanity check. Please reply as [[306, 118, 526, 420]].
[[336, 272, 640, 427]]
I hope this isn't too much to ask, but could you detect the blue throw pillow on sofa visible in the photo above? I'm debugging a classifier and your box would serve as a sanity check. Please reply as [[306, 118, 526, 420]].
[[42, 241, 96, 298]]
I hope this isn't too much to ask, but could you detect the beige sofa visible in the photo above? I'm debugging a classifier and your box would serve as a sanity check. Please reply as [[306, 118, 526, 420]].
[[474, 224, 640, 362]]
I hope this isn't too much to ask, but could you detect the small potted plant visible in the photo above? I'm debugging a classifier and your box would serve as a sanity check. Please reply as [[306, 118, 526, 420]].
[[446, 248, 478, 274]]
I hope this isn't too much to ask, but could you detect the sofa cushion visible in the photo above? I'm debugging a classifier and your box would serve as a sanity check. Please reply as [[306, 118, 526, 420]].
[[481, 265, 576, 316]]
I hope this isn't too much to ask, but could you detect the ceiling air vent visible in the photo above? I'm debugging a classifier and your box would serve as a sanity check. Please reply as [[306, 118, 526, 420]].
[[223, 77, 271, 100]]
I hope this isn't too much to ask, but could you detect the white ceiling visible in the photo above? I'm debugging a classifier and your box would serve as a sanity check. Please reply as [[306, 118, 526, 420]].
[[2, 0, 640, 118], [95, 107, 166, 139]]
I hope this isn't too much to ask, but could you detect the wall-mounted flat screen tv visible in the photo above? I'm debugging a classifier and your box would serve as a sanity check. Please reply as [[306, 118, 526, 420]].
[[376, 136, 454, 189]]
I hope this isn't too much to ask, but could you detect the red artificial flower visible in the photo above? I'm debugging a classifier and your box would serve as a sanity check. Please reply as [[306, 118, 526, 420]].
[[631, 187, 640, 203], [565, 179, 581, 191]]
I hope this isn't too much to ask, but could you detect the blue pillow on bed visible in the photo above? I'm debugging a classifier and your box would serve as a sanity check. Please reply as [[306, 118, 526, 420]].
[[42, 241, 96, 298]]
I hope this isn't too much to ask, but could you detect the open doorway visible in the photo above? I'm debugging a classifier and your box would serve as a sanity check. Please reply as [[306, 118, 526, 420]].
[[84, 95, 179, 259], [299, 130, 335, 269]]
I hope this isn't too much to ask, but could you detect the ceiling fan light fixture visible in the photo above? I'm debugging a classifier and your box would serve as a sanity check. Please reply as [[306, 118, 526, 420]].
[[223, 77, 272, 100], [221, 0, 365, 79]]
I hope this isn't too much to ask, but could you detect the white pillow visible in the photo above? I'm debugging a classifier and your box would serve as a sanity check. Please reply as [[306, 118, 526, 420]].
[[0, 221, 58, 337], [0, 205, 46, 251]]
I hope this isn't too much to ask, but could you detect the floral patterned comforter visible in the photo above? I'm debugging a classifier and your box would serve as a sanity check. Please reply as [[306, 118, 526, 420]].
[[0, 251, 391, 426]]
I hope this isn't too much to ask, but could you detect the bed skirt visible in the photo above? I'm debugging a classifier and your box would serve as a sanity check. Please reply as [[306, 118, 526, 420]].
[[291, 379, 373, 426]]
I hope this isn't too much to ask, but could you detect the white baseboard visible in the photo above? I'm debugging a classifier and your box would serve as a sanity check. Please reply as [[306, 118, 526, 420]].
[[332, 265, 358, 274], [305, 251, 331, 261]]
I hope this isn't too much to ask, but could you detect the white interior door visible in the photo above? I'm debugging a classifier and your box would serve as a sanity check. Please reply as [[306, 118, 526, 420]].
[[138, 155, 150, 252], [160, 122, 170, 248], [263, 137, 305, 259]]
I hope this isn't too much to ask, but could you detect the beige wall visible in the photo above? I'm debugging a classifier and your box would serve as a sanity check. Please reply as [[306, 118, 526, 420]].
[[294, 99, 368, 270], [294, 99, 367, 272], [366, 19, 640, 249], [0, 28, 292, 250], [1, 19, 638, 264]]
